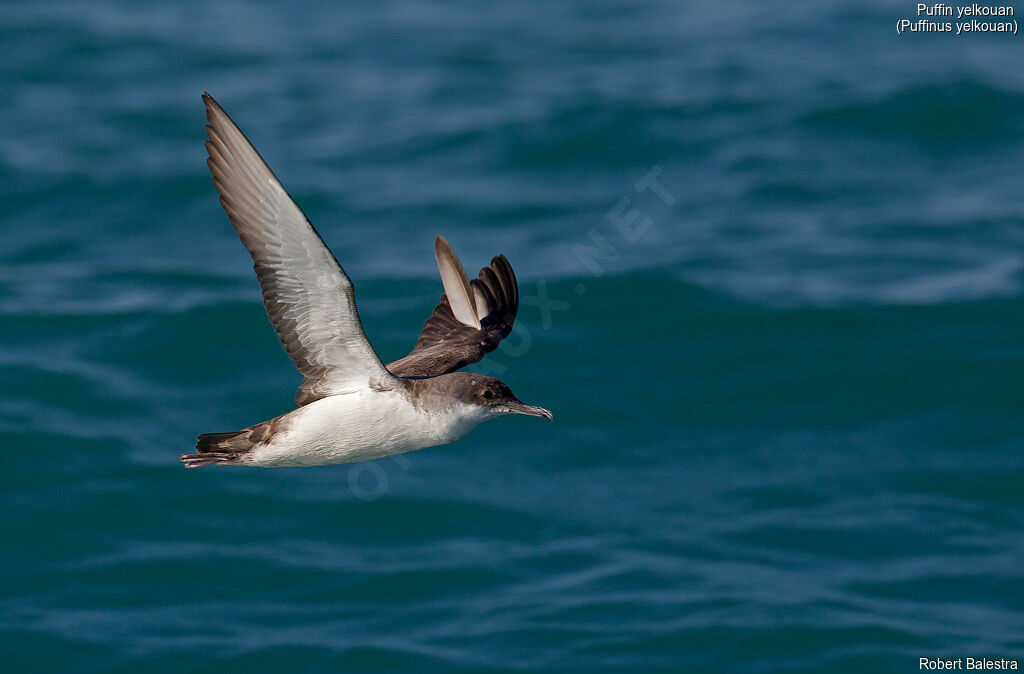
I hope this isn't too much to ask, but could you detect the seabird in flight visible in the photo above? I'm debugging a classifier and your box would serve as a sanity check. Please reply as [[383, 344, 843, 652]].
[[181, 93, 551, 469]]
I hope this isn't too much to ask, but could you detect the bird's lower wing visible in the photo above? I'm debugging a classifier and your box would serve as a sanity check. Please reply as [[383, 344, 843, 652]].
[[386, 237, 518, 378], [203, 93, 397, 404]]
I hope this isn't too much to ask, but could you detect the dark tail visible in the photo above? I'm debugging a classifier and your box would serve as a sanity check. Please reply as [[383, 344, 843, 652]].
[[180, 430, 248, 468]]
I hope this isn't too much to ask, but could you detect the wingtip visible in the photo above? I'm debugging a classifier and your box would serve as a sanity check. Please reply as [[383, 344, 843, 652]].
[[483, 254, 518, 310], [434, 235, 452, 257], [433, 235, 460, 270], [203, 93, 227, 125]]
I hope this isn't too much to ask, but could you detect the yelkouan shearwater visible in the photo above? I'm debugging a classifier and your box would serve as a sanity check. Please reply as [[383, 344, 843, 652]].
[[181, 94, 551, 469]]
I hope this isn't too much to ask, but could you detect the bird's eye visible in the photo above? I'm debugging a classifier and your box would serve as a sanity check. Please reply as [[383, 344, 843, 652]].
[[482, 389, 495, 400]]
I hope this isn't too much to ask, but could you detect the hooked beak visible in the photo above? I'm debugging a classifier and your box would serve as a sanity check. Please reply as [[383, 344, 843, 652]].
[[504, 399, 554, 421]]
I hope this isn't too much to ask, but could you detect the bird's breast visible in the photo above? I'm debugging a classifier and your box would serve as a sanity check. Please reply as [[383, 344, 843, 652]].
[[247, 389, 457, 467]]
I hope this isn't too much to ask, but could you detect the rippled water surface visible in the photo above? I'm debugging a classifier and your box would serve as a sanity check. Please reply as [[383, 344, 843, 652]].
[[1, 1, 1023, 672]]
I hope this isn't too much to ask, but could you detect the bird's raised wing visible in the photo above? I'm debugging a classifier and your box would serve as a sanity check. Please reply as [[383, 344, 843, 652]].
[[386, 236, 518, 378], [203, 93, 397, 405]]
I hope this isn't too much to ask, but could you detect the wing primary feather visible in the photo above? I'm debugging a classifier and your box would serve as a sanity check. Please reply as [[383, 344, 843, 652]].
[[434, 236, 481, 329], [491, 255, 516, 307], [472, 285, 491, 321], [477, 267, 504, 311]]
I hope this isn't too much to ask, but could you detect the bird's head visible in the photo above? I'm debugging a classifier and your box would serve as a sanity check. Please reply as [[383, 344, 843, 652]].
[[467, 376, 553, 421], [438, 372, 553, 423]]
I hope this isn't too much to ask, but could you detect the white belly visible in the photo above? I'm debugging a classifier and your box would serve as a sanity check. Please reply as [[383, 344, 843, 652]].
[[243, 389, 462, 467]]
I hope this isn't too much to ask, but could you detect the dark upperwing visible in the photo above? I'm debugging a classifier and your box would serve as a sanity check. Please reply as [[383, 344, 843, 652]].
[[386, 236, 518, 378]]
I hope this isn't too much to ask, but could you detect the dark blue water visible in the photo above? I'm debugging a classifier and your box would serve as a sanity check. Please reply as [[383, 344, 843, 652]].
[[2, 1, 1023, 671]]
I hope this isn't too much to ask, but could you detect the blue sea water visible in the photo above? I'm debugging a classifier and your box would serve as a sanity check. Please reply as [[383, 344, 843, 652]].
[[1, 1, 1023, 671]]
